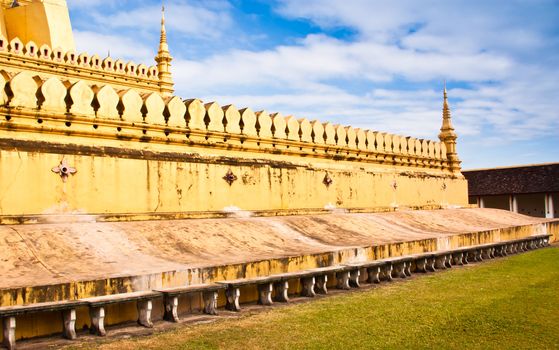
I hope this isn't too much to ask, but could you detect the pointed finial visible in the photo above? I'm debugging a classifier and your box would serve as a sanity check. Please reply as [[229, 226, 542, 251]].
[[160, 3, 167, 47], [155, 0, 174, 96], [438, 81, 461, 173]]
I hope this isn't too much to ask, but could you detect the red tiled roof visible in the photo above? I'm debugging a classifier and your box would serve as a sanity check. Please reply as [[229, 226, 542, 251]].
[[463, 163, 559, 196]]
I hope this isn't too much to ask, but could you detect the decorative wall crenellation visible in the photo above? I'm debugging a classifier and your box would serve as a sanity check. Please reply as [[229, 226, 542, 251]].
[[0, 36, 450, 170], [0, 35, 161, 93], [0, 69, 449, 169]]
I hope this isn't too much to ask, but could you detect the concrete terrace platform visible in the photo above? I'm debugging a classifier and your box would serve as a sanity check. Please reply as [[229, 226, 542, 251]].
[[1, 208, 557, 305]]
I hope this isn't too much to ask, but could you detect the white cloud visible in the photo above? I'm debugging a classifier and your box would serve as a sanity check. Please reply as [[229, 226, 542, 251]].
[[89, 1, 233, 39], [73, 30, 155, 64], [66, 0, 559, 167]]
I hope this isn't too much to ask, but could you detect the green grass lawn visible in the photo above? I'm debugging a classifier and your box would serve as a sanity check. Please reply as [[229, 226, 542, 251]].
[[77, 246, 559, 350]]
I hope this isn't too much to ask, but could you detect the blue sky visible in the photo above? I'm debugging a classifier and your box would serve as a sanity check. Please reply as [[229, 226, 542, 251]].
[[67, 0, 559, 169]]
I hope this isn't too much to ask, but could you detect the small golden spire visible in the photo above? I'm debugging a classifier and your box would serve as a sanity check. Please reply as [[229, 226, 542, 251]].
[[438, 82, 461, 173], [155, 2, 174, 96]]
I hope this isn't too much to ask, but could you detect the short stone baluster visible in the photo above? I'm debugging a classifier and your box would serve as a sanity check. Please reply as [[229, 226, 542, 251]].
[[506, 244, 514, 255], [427, 256, 437, 271], [62, 309, 77, 340], [315, 275, 328, 294], [258, 283, 273, 306], [203, 291, 219, 315], [383, 264, 394, 281], [444, 254, 452, 268], [2, 316, 16, 350], [404, 262, 412, 277], [301, 277, 316, 297], [336, 271, 351, 290], [163, 295, 179, 322], [392, 262, 407, 278], [349, 269, 361, 288], [503, 245, 510, 256], [225, 287, 241, 311], [89, 307, 106, 336], [273, 281, 289, 302], [471, 250, 482, 262], [415, 258, 428, 273], [435, 256, 447, 270], [481, 248, 492, 260], [367, 266, 382, 283], [452, 253, 464, 266], [137, 300, 153, 328]]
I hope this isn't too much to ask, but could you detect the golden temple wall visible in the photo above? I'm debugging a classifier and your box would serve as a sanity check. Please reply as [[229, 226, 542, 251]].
[[0, 37, 468, 221]]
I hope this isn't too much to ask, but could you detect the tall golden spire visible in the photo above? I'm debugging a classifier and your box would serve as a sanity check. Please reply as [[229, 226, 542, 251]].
[[155, 3, 174, 96], [438, 82, 461, 173]]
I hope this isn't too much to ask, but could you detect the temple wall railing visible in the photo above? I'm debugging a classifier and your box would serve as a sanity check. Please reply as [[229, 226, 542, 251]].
[[0, 35, 161, 93], [0, 68, 450, 170]]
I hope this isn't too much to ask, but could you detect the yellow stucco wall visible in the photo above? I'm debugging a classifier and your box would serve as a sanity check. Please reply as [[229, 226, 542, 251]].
[[0, 65, 468, 219], [0, 146, 467, 219]]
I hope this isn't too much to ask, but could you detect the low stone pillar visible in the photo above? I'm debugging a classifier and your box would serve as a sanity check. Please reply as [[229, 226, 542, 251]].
[[481, 249, 492, 260], [367, 266, 382, 283], [89, 306, 106, 336], [496, 245, 507, 257], [2, 316, 16, 350], [382, 264, 394, 281], [258, 283, 273, 306], [415, 258, 428, 273], [164, 295, 179, 322], [444, 254, 453, 268], [273, 281, 289, 303], [315, 275, 328, 294], [225, 287, 241, 311], [434, 255, 447, 270], [392, 262, 406, 278], [301, 277, 316, 297], [336, 271, 351, 290], [404, 262, 412, 277], [452, 252, 463, 266], [62, 309, 77, 340], [203, 291, 219, 315], [476, 249, 484, 261], [426, 257, 436, 271], [137, 300, 153, 328], [349, 269, 361, 288]]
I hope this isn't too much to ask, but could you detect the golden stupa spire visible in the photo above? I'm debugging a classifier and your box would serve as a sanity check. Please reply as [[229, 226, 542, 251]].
[[441, 81, 454, 133], [155, 2, 174, 96], [438, 81, 461, 173]]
